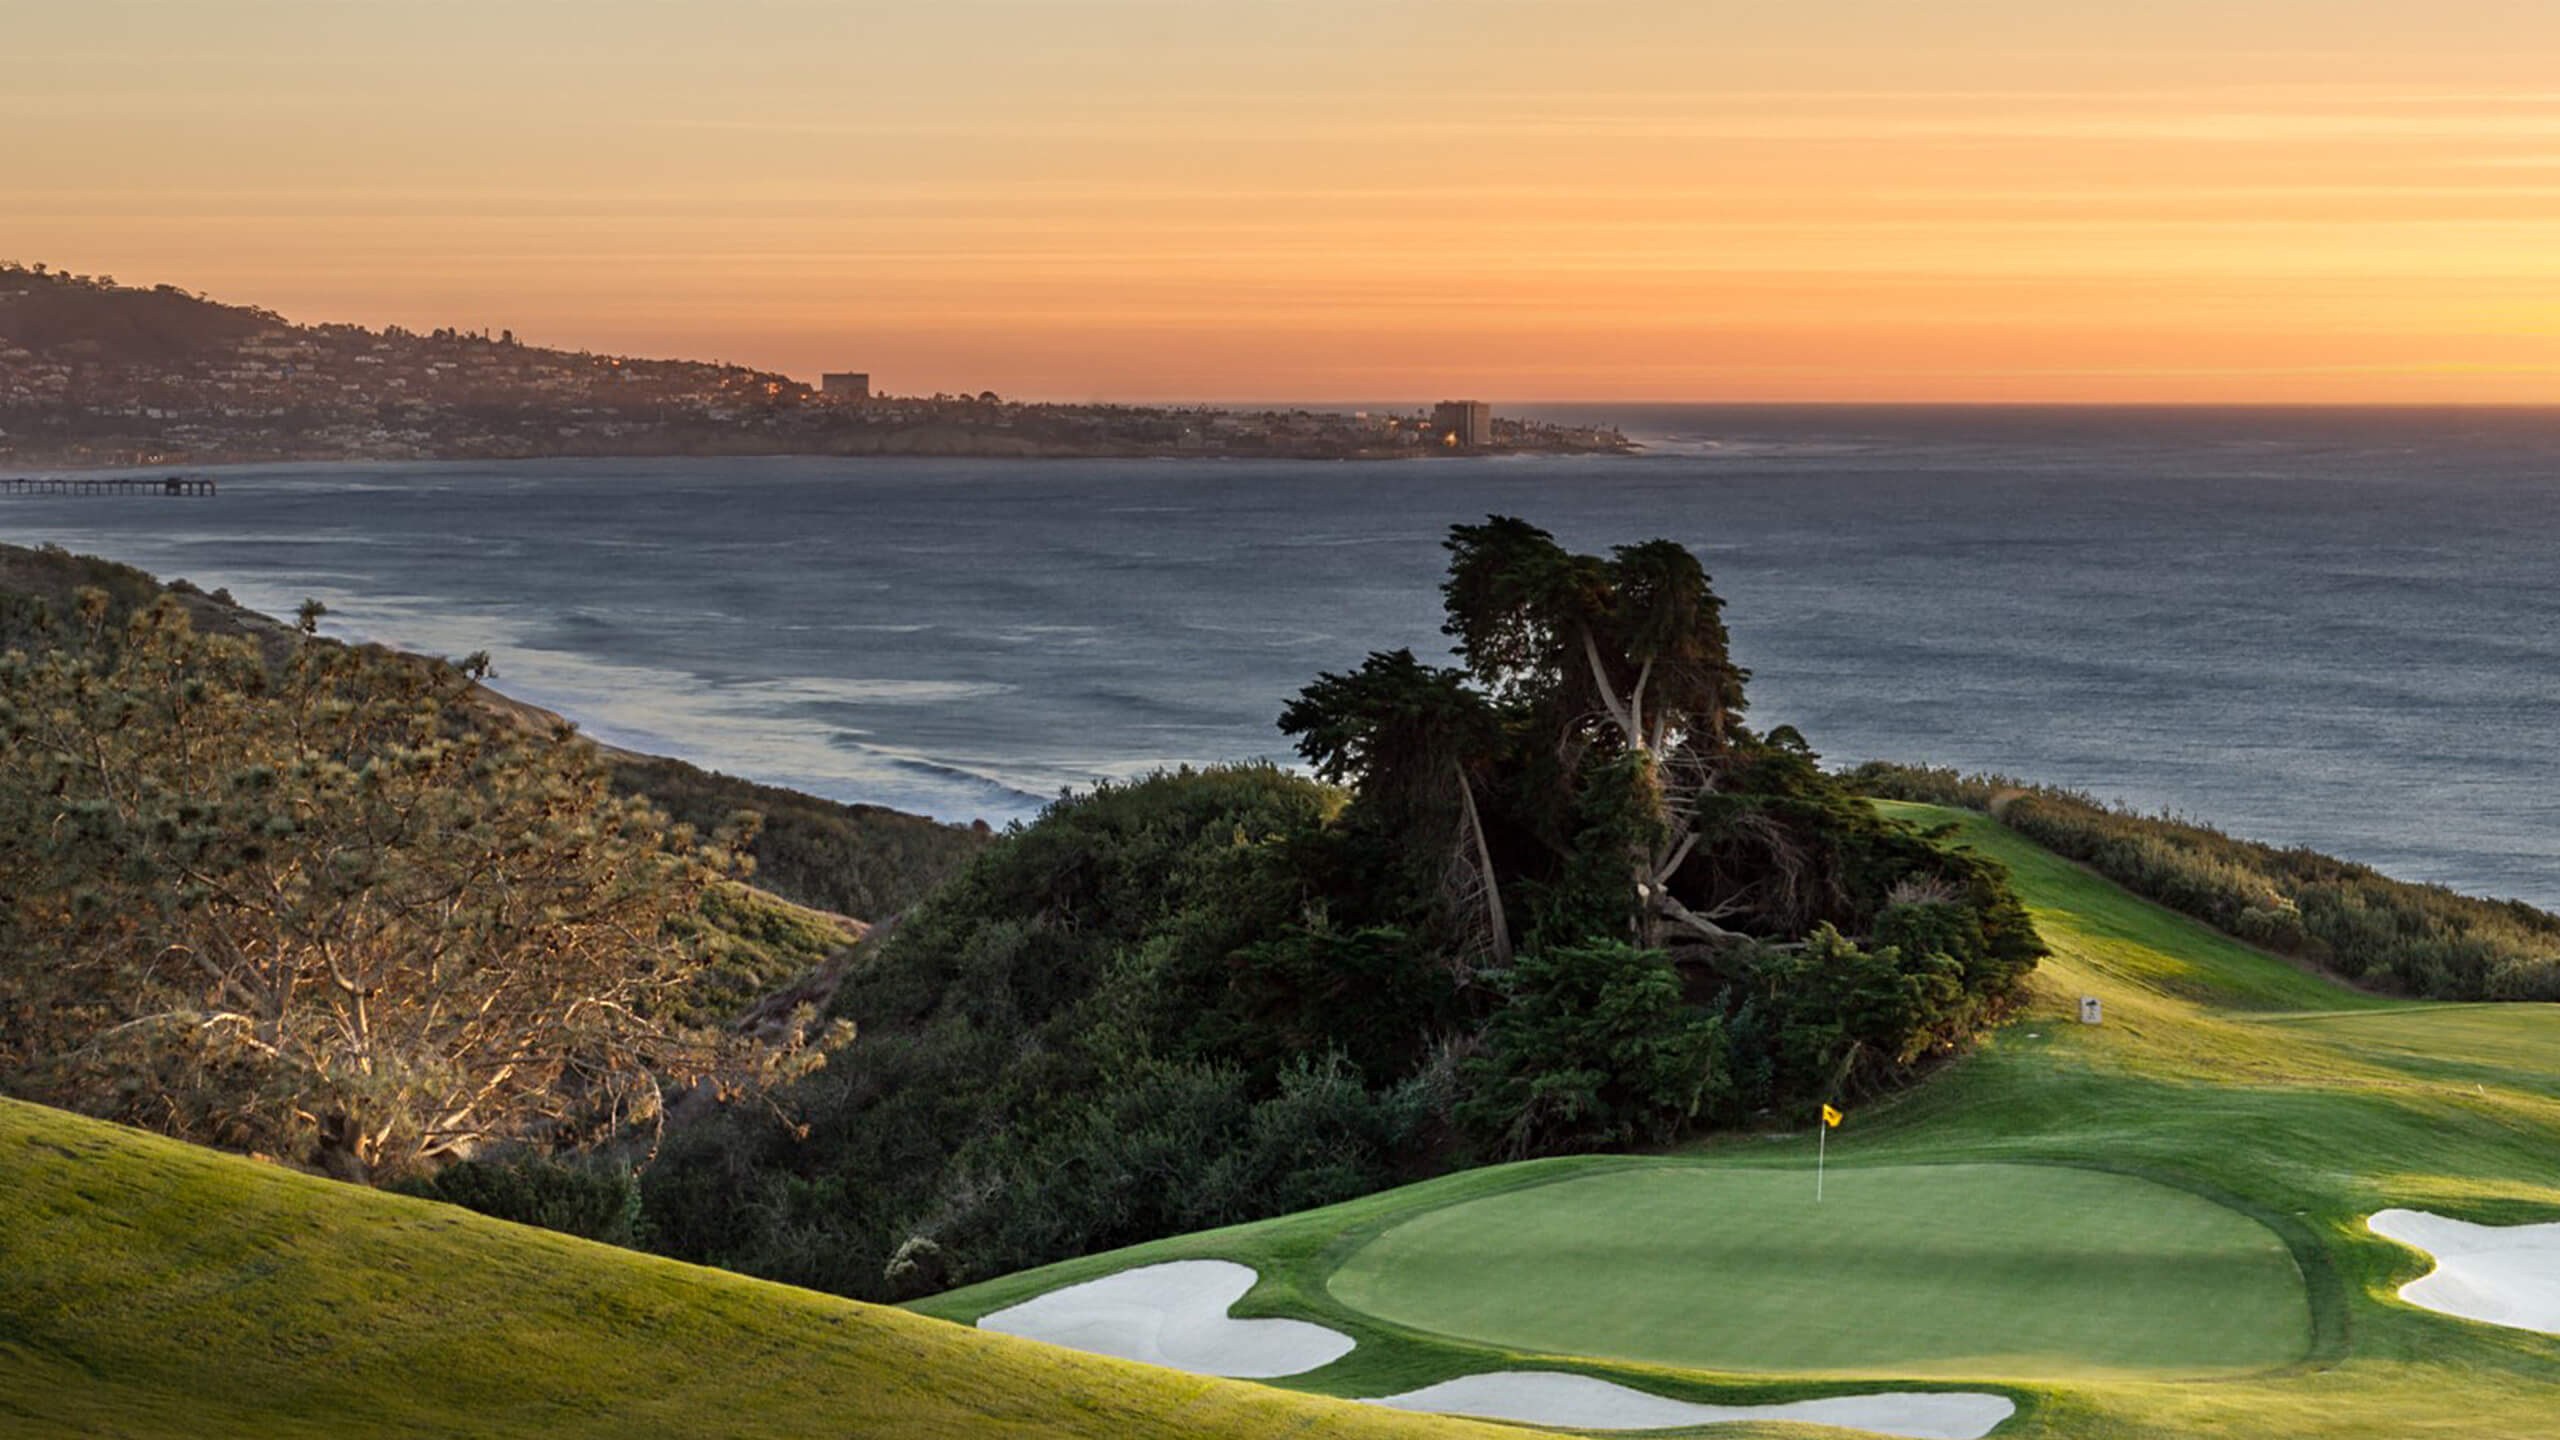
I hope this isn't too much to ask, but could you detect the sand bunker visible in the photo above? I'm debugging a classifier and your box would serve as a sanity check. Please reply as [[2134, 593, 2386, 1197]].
[[1362, 1372, 2014, 1438], [2369, 1208, 2560, 1335], [976, 1259, 1356, 1378], [980, 1261, 2015, 1433]]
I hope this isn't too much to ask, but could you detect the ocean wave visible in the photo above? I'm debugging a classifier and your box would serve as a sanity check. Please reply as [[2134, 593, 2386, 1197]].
[[726, 675, 1017, 706]]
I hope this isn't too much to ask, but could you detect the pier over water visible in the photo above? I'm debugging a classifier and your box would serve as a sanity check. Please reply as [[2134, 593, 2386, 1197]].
[[3, 476, 218, 497]]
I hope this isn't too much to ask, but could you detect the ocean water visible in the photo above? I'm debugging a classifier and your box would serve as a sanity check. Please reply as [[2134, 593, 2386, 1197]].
[[8, 405, 2558, 907]]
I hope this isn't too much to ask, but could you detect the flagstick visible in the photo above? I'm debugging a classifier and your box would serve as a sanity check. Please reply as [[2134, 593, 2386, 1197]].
[[1817, 1119, 1826, 1203]]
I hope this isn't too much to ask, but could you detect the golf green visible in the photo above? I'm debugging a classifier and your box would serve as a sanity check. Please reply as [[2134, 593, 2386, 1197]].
[[1325, 1162, 2310, 1379]]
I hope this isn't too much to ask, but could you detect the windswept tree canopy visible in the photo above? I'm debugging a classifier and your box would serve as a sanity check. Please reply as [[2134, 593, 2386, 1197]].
[[1281, 649, 1510, 969], [1287, 516, 2043, 1133], [1303, 518, 1782, 951], [1441, 518, 1746, 755], [1282, 647, 1492, 797]]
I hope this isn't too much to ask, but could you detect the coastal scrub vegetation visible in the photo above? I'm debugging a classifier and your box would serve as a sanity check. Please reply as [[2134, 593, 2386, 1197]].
[[0, 539, 992, 928], [608, 753, 989, 923], [0, 540, 968, 1229], [0, 543, 266, 657], [0, 589, 847, 1180], [1850, 763, 2560, 1001], [643, 519, 2044, 1298]]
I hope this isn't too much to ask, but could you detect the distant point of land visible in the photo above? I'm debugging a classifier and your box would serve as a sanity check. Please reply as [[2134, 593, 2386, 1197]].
[[0, 263, 1633, 468]]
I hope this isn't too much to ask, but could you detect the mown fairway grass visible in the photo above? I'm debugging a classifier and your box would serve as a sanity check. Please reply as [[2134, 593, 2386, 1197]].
[[2270, 1003, 2560, 1102], [1327, 1162, 2308, 1379], [925, 804, 2560, 1438], [0, 1097, 1512, 1440]]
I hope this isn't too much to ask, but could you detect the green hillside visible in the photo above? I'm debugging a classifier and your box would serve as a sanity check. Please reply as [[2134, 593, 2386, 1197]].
[[922, 804, 2560, 1439], [0, 1096, 1510, 1440], [10, 798, 2556, 1438]]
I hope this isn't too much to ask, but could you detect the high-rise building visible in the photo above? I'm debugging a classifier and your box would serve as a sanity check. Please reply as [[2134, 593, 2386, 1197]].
[[1431, 399, 1492, 449], [821, 371, 872, 401]]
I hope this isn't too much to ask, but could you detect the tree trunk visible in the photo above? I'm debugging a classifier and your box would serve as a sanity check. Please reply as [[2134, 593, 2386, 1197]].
[[1452, 765, 1513, 971]]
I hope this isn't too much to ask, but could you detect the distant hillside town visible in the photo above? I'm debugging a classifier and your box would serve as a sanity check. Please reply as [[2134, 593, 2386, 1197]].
[[0, 264, 1631, 467]]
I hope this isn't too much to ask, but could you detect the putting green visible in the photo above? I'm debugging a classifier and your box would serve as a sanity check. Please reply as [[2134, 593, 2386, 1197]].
[[1326, 1162, 2309, 1379]]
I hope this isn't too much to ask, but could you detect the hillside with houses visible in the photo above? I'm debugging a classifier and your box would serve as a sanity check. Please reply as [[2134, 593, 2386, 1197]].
[[0, 264, 1629, 468]]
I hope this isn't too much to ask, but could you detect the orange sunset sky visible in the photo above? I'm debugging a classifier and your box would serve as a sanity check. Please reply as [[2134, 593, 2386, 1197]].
[[19, 0, 2560, 402]]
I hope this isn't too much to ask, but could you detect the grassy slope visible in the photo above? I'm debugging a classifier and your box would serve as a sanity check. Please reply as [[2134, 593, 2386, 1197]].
[[0, 1098, 1514, 1440], [922, 804, 2560, 1439]]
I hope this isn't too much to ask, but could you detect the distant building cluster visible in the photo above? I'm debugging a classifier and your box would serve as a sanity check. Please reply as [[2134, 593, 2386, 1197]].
[[0, 264, 1630, 466], [1432, 400, 1493, 449]]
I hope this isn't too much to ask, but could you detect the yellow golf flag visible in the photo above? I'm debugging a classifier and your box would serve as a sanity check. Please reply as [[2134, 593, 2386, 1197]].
[[1821, 1103, 1843, 1129]]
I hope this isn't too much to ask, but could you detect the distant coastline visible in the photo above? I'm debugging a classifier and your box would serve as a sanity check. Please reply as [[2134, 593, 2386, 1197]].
[[0, 264, 1634, 469], [3, 404, 1642, 472], [6, 426, 1643, 473]]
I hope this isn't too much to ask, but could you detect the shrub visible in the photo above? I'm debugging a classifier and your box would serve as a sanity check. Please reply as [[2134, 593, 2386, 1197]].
[[396, 1154, 644, 1247], [0, 595, 839, 1180], [1461, 941, 1730, 1158], [611, 754, 988, 923]]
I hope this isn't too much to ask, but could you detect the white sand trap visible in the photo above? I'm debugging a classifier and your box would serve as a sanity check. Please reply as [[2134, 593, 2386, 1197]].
[[1363, 1373, 2014, 1439], [977, 1259, 1355, 1378], [2369, 1208, 2560, 1335]]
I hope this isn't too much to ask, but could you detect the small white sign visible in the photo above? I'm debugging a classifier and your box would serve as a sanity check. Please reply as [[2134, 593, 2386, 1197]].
[[2079, 996, 2103, 1025]]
